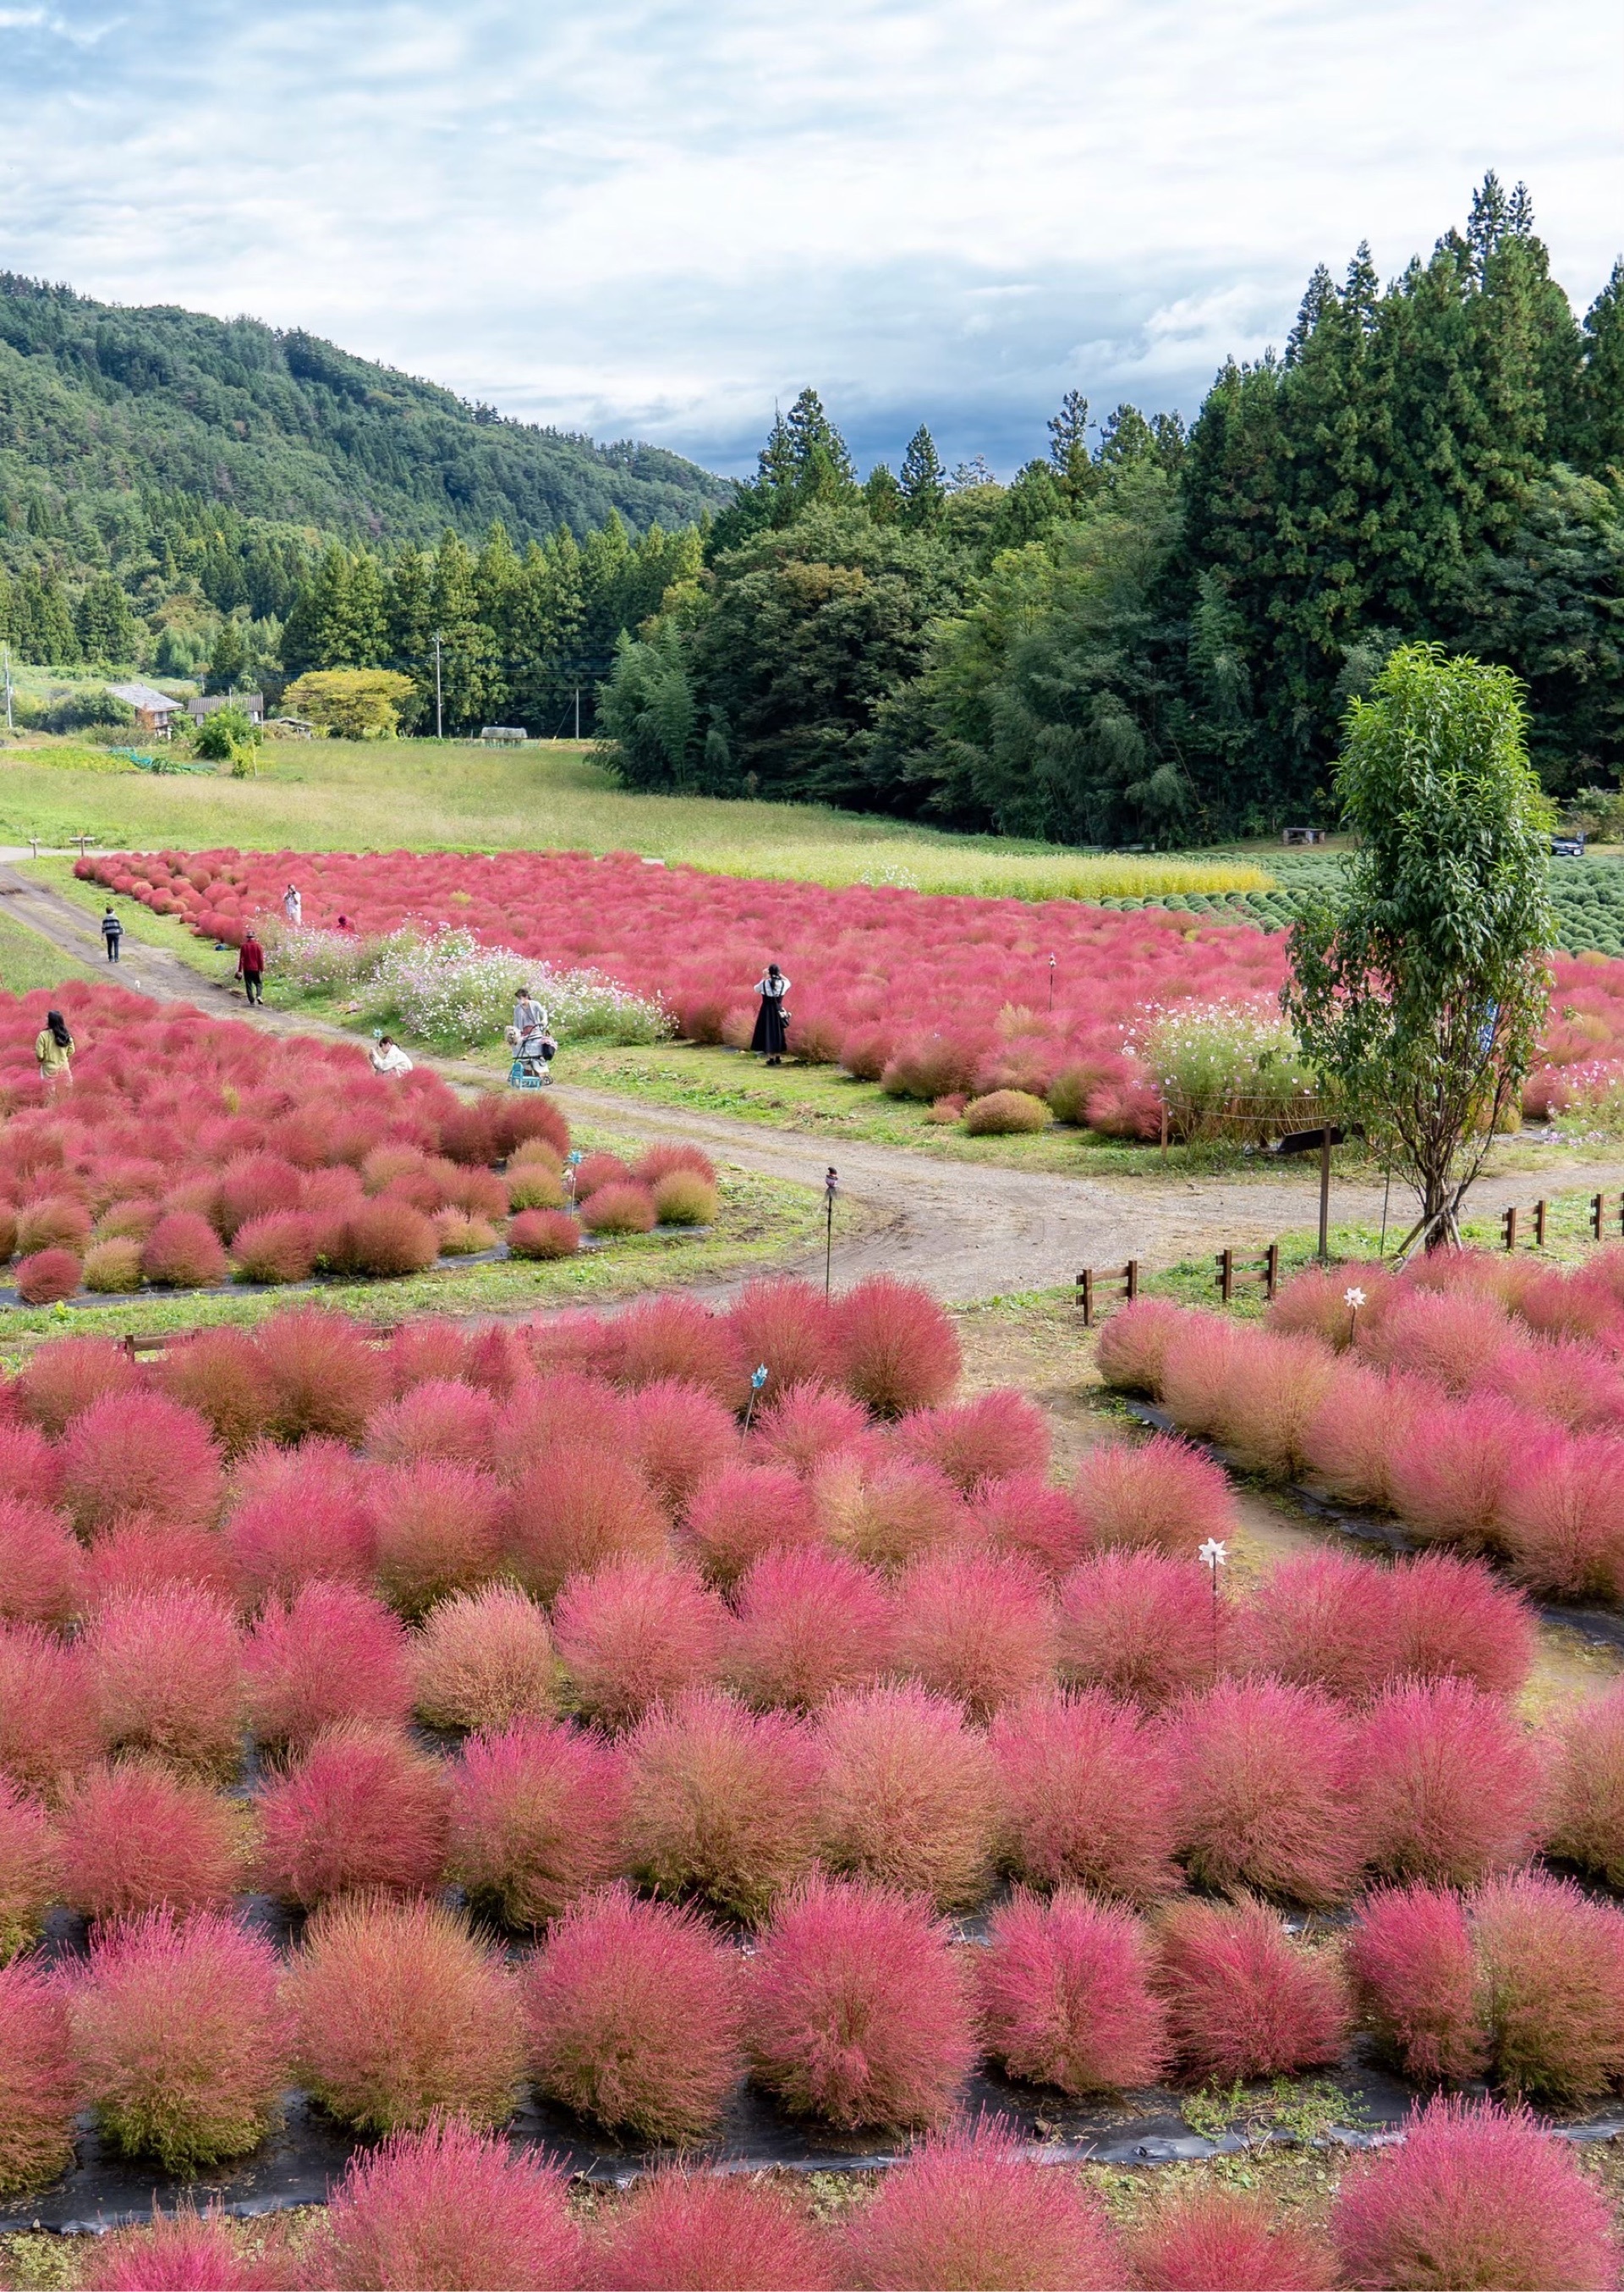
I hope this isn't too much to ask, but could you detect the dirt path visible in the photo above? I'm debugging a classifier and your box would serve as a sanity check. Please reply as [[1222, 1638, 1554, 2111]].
[[14, 862, 1624, 1304]]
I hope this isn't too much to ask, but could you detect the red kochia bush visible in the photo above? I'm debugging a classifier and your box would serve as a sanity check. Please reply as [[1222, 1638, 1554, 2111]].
[[683, 1460, 817, 1585], [231, 1210, 320, 1283], [747, 1876, 975, 2130], [581, 1179, 657, 1234], [326, 1197, 440, 1276], [751, 1379, 870, 1476], [413, 1585, 557, 1732], [223, 1437, 376, 1604], [1387, 1549, 1537, 1696], [14, 1247, 85, 1304], [597, 2170, 836, 2292], [623, 1376, 742, 1514], [1496, 1429, 1624, 1599], [140, 1210, 230, 1288], [834, 1275, 962, 1415], [979, 1888, 1170, 2095], [80, 2207, 285, 2291], [0, 1619, 96, 1797], [1056, 1549, 1227, 1708], [1299, 1360, 1427, 1508], [80, 1516, 235, 1611], [286, 1894, 527, 2134], [0, 1778, 58, 1960], [0, 1418, 64, 1507], [447, 1717, 625, 1929], [1171, 1677, 1362, 1906], [1385, 1393, 1538, 1549], [1348, 1883, 1489, 2083], [1330, 2096, 1616, 2292], [83, 1587, 244, 1778], [617, 1290, 744, 1403], [814, 1448, 966, 1573], [256, 1723, 451, 1905], [1072, 1433, 1238, 1558], [551, 1558, 727, 1729], [59, 1389, 224, 1536], [1208, 1331, 1338, 1480], [844, 2120, 1125, 2292], [155, 1326, 272, 1456], [1129, 2187, 1336, 2292], [14, 1333, 139, 1435], [506, 1208, 581, 1259], [1155, 1897, 1351, 2083], [365, 1377, 497, 1466], [1238, 1549, 1398, 1701], [623, 1688, 823, 1922], [1473, 1870, 1624, 2103], [896, 1388, 1051, 1492], [59, 1760, 244, 1921], [727, 1278, 844, 1393], [69, 1910, 289, 2171], [504, 1446, 670, 1602], [818, 1681, 998, 1910], [990, 1688, 1181, 1904], [1095, 1297, 1190, 1393], [1356, 1675, 1544, 1887], [368, 1460, 507, 1619], [254, 1306, 389, 1443], [1546, 1680, 1624, 1884], [892, 1546, 1056, 1717], [724, 1545, 897, 1709], [0, 1959, 78, 2198], [0, 1495, 83, 1627], [521, 1884, 743, 2141], [244, 1582, 414, 1751], [308, 2120, 584, 2292], [968, 1473, 1092, 1580]]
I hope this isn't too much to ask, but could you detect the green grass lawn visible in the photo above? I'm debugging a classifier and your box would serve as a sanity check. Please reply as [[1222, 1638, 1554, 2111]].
[[0, 902, 99, 995]]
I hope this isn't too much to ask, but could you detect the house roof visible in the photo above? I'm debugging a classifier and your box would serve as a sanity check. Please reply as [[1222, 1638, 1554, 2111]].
[[107, 682, 180, 713], [189, 693, 264, 716]]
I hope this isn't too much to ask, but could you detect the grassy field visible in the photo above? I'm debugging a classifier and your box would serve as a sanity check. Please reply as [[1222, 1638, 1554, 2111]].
[[0, 903, 99, 995], [0, 733, 1272, 899]]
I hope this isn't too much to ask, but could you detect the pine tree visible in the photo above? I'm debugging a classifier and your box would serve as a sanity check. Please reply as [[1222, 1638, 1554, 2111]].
[[206, 615, 249, 693], [898, 427, 946, 527], [1577, 259, 1624, 476], [345, 552, 388, 665], [864, 464, 903, 525], [73, 572, 139, 664], [430, 530, 500, 731], [1047, 390, 1097, 507]]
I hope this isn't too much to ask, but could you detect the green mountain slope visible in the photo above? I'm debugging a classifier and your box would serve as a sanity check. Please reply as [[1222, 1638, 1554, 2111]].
[[0, 272, 732, 549]]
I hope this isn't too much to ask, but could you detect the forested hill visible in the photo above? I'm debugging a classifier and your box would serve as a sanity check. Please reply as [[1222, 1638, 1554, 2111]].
[[0, 273, 732, 551]]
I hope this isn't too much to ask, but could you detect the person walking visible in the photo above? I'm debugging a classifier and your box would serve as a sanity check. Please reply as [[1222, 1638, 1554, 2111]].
[[100, 907, 123, 964], [238, 929, 266, 1006], [35, 1009, 74, 1086], [751, 962, 790, 1065], [283, 883, 302, 927]]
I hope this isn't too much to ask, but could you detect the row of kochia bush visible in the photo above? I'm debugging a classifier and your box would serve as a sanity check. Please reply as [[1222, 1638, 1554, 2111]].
[[1100, 1245, 1624, 1604], [42, 2102, 1624, 2292], [0, 982, 718, 1305]]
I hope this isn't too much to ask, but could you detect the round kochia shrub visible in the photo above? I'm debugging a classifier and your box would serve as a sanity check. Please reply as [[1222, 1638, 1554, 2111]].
[[69, 1910, 289, 2172], [60, 1388, 224, 1535], [1129, 2186, 1336, 2292], [0, 1960, 78, 2199], [244, 1582, 414, 1751], [1355, 1675, 1544, 1887], [14, 1333, 138, 1436], [0, 1419, 64, 1509], [0, 1619, 96, 1797], [897, 1388, 1052, 1492], [285, 1894, 527, 2134], [1154, 1896, 1351, 2083], [961, 1086, 1051, 1135], [82, 1239, 143, 1294], [1330, 2096, 1616, 2292], [817, 1682, 998, 1910], [727, 1278, 843, 1393], [140, 1211, 229, 1289], [1171, 1676, 1363, 1906], [504, 1446, 669, 1602], [623, 1688, 823, 1923], [305, 2120, 584, 2292], [844, 2121, 1124, 2292], [1071, 1433, 1237, 1558], [1056, 1549, 1228, 1707], [968, 1473, 1092, 1580], [231, 1210, 319, 1283], [623, 1377, 743, 1514], [0, 1779, 58, 1961], [447, 1718, 626, 1929], [990, 1688, 1181, 1904], [365, 1376, 497, 1466], [596, 2170, 836, 2292], [1238, 1548, 1399, 1701], [724, 1545, 897, 1709], [0, 1495, 83, 1628], [521, 1884, 743, 2142], [892, 1546, 1055, 1717], [413, 1583, 557, 1731], [223, 1437, 376, 1604], [1387, 1548, 1537, 1696], [59, 1760, 245, 1922], [83, 1587, 244, 1778], [751, 1378, 868, 1476], [1348, 1883, 1488, 2084], [1546, 1679, 1624, 1885], [325, 1197, 440, 1276], [979, 1888, 1170, 2095], [256, 1723, 451, 1906], [651, 1168, 716, 1224], [77, 2207, 281, 2292], [551, 1558, 727, 1729], [156, 1326, 272, 1457], [368, 1460, 506, 1619], [746, 1876, 975, 2130], [254, 1306, 389, 1444], [834, 1274, 962, 1415], [1497, 1428, 1624, 1599], [506, 1208, 580, 1260], [1473, 1870, 1624, 2104], [684, 1461, 817, 1586], [14, 1247, 84, 1304], [80, 1517, 236, 1611], [1095, 1297, 1189, 1394], [581, 1180, 657, 1234], [814, 1449, 966, 1574]]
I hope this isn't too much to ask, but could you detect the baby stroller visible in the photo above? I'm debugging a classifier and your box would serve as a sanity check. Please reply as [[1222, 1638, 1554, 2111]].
[[508, 1022, 557, 1089]]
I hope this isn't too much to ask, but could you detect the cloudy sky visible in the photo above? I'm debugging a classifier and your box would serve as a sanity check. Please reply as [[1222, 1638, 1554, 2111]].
[[1, 0, 1619, 478]]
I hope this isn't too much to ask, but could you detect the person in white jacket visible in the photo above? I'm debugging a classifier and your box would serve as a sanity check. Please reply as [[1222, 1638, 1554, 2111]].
[[368, 1034, 414, 1076]]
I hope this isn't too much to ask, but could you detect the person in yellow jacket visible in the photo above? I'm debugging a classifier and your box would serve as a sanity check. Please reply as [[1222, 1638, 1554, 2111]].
[[35, 1009, 74, 1085]]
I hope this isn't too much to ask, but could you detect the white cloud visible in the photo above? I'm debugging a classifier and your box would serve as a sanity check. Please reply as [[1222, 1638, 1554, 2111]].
[[1, 0, 1619, 474]]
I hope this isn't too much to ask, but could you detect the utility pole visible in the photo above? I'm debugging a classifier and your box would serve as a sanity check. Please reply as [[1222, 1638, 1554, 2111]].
[[573, 686, 580, 743], [1, 644, 12, 733], [433, 634, 443, 740]]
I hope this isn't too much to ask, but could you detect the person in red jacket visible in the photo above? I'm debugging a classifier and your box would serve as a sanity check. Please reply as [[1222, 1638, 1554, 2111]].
[[237, 930, 266, 1006]]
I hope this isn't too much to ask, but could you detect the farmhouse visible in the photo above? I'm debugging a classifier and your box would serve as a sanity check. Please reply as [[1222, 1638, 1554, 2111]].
[[189, 690, 266, 727], [106, 680, 184, 737]]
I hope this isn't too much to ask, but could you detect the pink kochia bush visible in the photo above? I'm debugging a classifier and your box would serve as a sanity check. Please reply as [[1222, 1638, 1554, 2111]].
[[968, 1472, 1092, 1579], [834, 1276, 963, 1415], [504, 1446, 669, 1602], [412, 1584, 557, 1731], [596, 2170, 837, 2292], [244, 1581, 414, 1751], [255, 1723, 450, 1905], [978, 1888, 1170, 2095], [307, 2120, 584, 2292], [0, 1959, 79, 2198], [0, 1778, 58, 1959], [990, 1688, 1181, 1904], [77, 2206, 287, 2292], [1348, 1883, 1490, 2085], [723, 1545, 897, 1709], [817, 1682, 998, 1910], [0, 1494, 84, 1627], [892, 1546, 1056, 1716], [1154, 1897, 1351, 2083], [746, 1876, 975, 2130], [1129, 2187, 1336, 2292], [1330, 2097, 1616, 2292], [1355, 1676, 1544, 1887], [58, 1389, 223, 1534], [843, 2121, 1125, 2292], [367, 1459, 507, 1619], [82, 1586, 244, 1778], [551, 1558, 727, 1729], [1171, 1677, 1363, 1906], [1071, 1434, 1237, 1558], [1472, 1870, 1624, 2104], [683, 1461, 817, 1586], [895, 1388, 1051, 1492], [59, 1760, 244, 1921], [623, 1688, 823, 1923], [69, 1910, 289, 2172], [285, 1894, 527, 2133], [0, 1619, 97, 1797], [521, 1884, 743, 2141], [1056, 1550, 1227, 1708], [447, 1718, 626, 1929], [1546, 1679, 1624, 1885], [222, 1438, 376, 1604]]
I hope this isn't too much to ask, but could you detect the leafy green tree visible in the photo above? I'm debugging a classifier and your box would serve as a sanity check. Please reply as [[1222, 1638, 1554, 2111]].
[[1576, 259, 1624, 476], [596, 623, 700, 787], [1284, 644, 1552, 1253], [193, 702, 261, 765], [206, 614, 249, 693], [282, 668, 415, 739], [899, 427, 946, 528], [430, 530, 501, 730], [74, 573, 140, 664], [863, 464, 903, 525]]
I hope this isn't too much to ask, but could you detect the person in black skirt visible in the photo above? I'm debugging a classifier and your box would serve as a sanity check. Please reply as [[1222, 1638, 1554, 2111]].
[[751, 963, 790, 1064]]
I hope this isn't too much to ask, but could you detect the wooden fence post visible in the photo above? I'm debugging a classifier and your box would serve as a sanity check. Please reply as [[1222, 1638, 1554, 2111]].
[[1125, 1259, 1139, 1304], [1264, 1242, 1280, 1300], [1594, 1193, 1606, 1241], [1217, 1248, 1234, 1304], [1502, 1205, 1518, 1251], [1078, 1268, 1095, 1327], [1534, 1199, 1547, 1247]]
